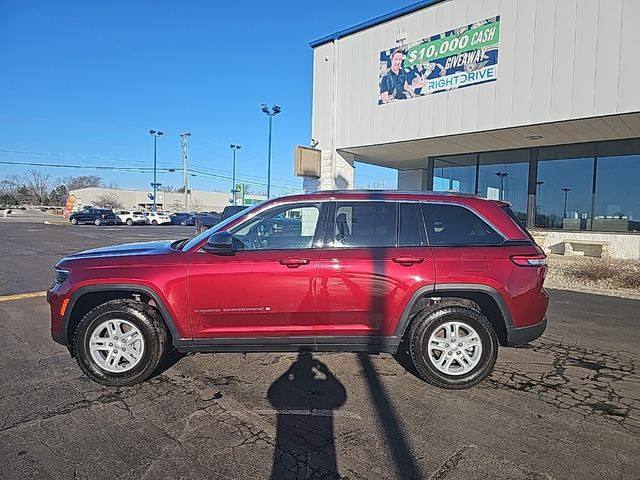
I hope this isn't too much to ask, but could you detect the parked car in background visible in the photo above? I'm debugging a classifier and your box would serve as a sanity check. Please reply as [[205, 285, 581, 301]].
[[69, 208, 117, 226], [144, 211, 172, 226], [170, 212, 196, 226], [195, 205, 247, 234], [115, 210, 149, 226]]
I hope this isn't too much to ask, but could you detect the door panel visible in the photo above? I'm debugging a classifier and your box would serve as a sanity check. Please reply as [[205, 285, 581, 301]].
[[315, 247, 435, 337], [188, 249, 320, 338]]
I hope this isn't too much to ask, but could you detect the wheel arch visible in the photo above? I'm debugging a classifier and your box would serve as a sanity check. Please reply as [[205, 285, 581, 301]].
[[64, 284, 185, 353], [395, 284, 512, 346]]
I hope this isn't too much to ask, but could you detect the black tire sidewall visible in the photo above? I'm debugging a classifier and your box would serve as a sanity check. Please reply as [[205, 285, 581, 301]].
[[409, 306, 498, 389], [74, 301, 166, 386]]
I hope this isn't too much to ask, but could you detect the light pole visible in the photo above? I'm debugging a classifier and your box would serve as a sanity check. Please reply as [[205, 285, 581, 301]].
[[495, 171, 509, 201], [561, 187, 572, 218], [180, 132, 191, 211], [149, 130, 164, 211], [230, 144, 241, 205], [260, 103, 282, 198]]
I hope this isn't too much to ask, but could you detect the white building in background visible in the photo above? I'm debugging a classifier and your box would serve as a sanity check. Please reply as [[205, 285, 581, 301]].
[[307, 0, 640, 258], [69, 187, 265, 213]]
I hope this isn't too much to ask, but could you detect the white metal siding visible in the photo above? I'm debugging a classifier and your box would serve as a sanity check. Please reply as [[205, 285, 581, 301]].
[[312, 0, 639, 150]]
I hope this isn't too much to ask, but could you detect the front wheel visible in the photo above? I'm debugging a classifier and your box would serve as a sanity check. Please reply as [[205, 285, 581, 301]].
[[70, 218, 78, 225], [407, 305, 498, 389], [73, 300, 168, 386], [126, 218, 134, 226], [152, 220, 158, 226], [94, 218, 101, 226], [180, 220, 187, 226]]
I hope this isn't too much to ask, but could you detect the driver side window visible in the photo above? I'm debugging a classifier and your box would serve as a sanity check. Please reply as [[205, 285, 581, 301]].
[[229, 203, 321, 251]]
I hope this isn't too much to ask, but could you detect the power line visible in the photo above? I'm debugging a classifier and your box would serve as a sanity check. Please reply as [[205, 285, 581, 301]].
[[0, 148, 302, 188]]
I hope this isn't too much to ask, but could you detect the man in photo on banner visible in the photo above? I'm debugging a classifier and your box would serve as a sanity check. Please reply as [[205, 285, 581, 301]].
[[379, 48, 411, 104]]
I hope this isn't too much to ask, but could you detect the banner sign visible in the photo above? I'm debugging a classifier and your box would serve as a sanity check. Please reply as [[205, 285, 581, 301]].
[[378, 16, 500, 105]]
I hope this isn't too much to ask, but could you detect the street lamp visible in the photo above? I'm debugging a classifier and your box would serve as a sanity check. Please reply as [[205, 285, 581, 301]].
[[561, 187, 572, 218], [260, 103, 282, 198], [230, 144, 241, 205], [495, 171, 509, 201], [149, 129, 164, 211]]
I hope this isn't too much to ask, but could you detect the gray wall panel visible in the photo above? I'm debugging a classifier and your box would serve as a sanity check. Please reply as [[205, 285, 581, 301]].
[[312, 0, 638, 151]]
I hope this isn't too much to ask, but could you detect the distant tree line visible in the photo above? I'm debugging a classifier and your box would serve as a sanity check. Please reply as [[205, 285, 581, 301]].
[[0, 171, 107, 206]]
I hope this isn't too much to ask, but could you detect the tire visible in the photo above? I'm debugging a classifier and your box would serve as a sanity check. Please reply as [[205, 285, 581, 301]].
[[73, 299, 168, 387], [407, 305, 498, 389], [126, 218, 133, 226], [94, 218, 101, 226], [152, 220, 158, 226], [70, 218, 78, 225], [180, 220, 187, 226]]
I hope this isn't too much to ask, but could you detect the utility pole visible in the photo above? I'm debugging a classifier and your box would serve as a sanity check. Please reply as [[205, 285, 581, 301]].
[[180, 132, 191, 211]]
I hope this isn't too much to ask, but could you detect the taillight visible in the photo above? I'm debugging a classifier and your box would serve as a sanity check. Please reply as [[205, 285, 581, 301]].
[[510, 254, 547, 267]]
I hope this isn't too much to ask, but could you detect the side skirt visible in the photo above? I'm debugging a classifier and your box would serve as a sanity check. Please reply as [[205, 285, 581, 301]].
[[175, 336, 401, 355]]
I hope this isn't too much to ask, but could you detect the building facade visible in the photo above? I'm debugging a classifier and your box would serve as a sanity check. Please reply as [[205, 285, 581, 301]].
[[309, 0, 640, 257], [69, 187, 264, 213]]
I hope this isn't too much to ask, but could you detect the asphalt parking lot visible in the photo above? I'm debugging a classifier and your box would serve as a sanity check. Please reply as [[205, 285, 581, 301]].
[[0, 221, 638, 479]]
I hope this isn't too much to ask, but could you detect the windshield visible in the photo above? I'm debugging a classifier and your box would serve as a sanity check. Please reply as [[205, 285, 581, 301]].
[[182, 202, 264, 251]]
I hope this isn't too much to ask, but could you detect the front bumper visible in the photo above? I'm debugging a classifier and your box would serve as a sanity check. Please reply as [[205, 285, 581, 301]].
[[505, 317, 547, 346]]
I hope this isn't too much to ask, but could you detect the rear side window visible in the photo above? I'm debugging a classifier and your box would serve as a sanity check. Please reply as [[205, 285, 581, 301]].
[[421, 203, 504, 246], [332, 202, 397, 248]]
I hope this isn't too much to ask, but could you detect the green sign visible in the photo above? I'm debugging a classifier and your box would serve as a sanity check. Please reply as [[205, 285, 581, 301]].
[[405, 21, 500, 68]]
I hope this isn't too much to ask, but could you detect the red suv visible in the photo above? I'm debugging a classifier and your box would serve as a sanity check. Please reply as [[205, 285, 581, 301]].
[[48, 191, 548, 389]]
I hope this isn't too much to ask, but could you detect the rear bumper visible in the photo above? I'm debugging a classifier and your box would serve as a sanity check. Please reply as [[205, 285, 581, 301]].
[[505, 317, 547, 346]]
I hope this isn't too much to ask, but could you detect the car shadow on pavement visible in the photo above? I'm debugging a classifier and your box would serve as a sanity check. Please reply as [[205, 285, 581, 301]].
[[267, 351, 346, 479], [149, 347, 184, 380]]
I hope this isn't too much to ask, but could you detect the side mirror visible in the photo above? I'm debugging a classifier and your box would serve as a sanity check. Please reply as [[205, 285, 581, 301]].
[[203, 231, 236, 255]]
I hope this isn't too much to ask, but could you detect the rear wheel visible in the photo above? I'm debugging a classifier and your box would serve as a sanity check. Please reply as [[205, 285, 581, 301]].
[[152, 220, 158, 226], [73, 300, 168, 386], [180, 220, 187, 226], [126, 218, 134, 226], [408, 305, 498, 389], [94, 218, 101, 226]]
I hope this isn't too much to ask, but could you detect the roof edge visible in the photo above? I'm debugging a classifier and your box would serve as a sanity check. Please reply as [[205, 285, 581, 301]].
[[309, 0, 448, 48]]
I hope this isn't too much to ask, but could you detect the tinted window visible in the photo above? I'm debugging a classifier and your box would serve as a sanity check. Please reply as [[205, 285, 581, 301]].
[[421, 204, 503, 246], [331, 202, 397, 248], [399, 203, 424, 246], [230, 203, 320, 251]]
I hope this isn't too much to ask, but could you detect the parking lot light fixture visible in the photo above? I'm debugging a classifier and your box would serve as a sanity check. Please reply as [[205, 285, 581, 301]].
[[149, 130, 164, 212], [230, 144, 241, 206], [260, 104, 282, 199]]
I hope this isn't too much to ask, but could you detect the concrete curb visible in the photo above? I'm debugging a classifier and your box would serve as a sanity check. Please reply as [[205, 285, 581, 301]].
[[546, 283, 640, 300]]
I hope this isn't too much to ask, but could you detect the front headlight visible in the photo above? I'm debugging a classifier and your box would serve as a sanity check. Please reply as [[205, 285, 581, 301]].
[[55, 269, 70, 283]]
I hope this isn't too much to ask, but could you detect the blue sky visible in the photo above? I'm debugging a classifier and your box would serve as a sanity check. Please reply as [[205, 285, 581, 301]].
[[0, 0, 401, 196]]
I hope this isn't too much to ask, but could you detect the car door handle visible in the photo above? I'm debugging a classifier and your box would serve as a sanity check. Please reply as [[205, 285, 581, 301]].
[[392, 256, 424, 266], [279, 257, 311, 268]]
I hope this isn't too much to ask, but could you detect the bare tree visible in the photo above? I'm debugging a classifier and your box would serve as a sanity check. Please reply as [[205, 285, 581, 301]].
[[170, 198, 183, 212], [191, 197, 205, 212], [63, 175, 103, 191], [107, 181, 121, 190], [94, 193, 123, 210], [25, 170, 51, 205]]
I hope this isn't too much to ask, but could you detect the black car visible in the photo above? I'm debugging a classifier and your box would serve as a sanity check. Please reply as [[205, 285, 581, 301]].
[[170, 212, 196, 226], [69, 208, 117, 226], [194, 205, 247, 234]]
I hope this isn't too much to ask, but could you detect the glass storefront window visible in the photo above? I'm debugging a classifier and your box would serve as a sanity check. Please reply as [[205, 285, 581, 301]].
[[478, 150, 529, 223], [536, 144, 595, 230], [433, 155, 476, 193], [594, 139, 640, 232]]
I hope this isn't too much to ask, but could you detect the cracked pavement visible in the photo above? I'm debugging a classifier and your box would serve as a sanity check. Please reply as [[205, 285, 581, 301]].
[[0, 223, 639, 479]]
